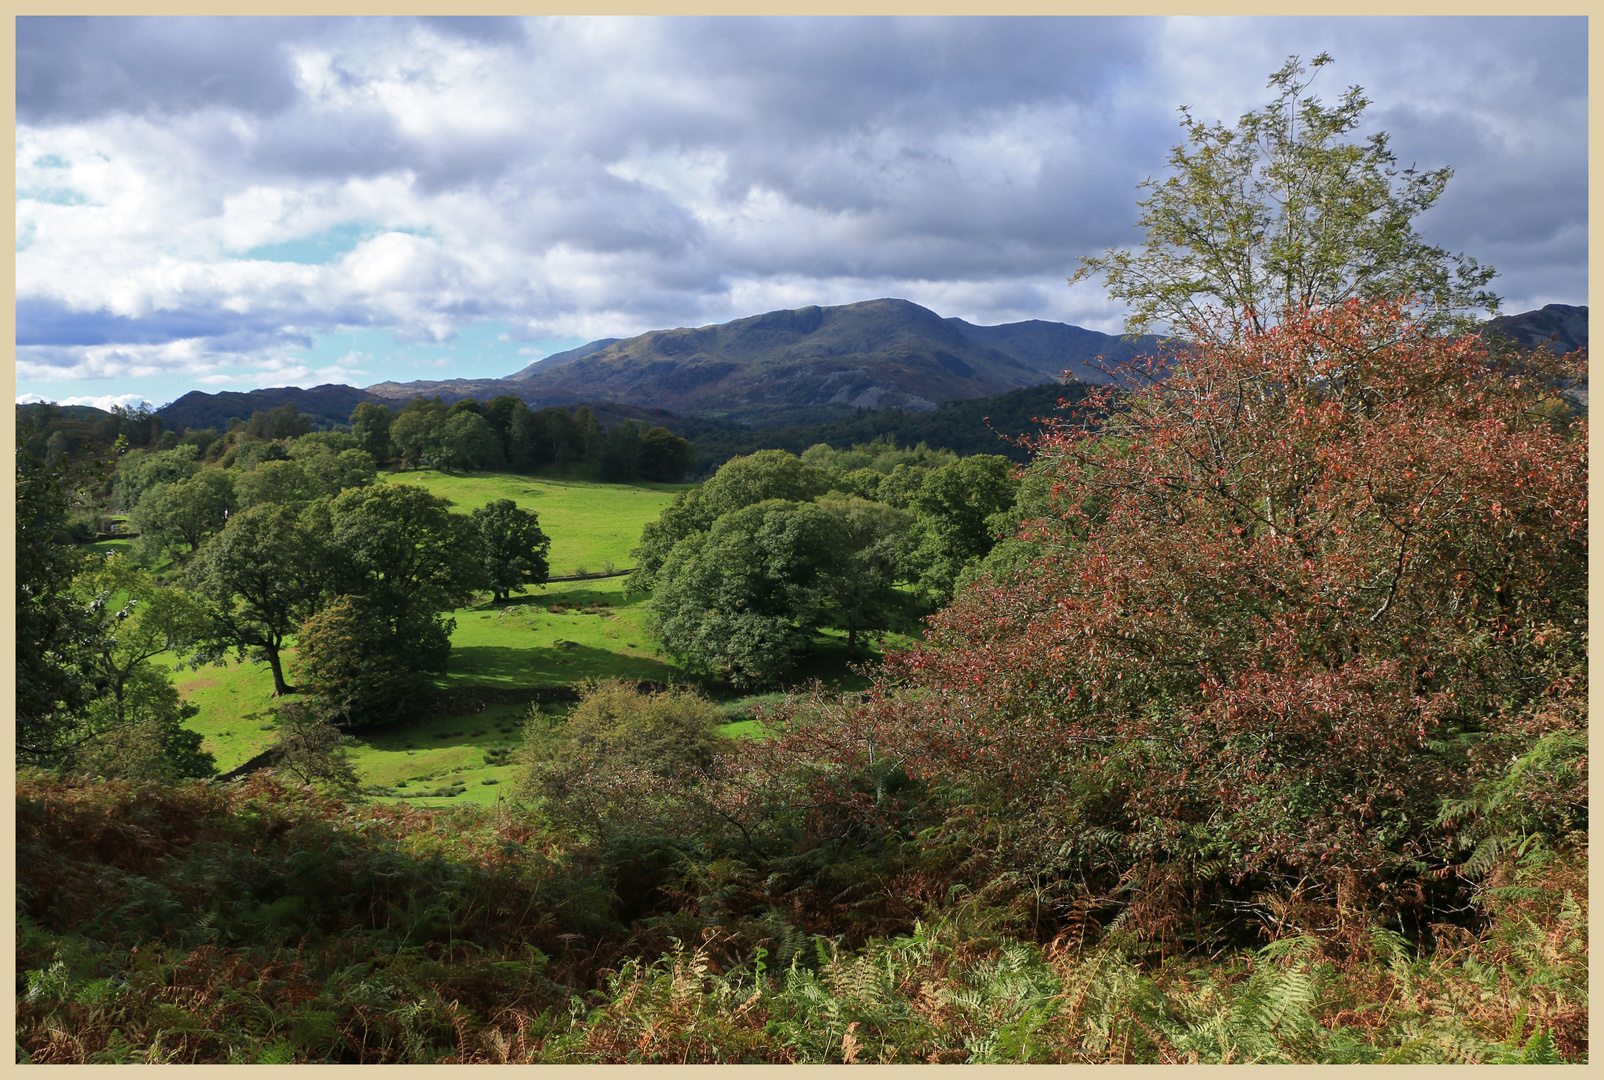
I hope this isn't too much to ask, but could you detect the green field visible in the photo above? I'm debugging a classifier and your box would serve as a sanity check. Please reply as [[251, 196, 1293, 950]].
[[372, 467, 689, 577], [160, 467, 911, 804]]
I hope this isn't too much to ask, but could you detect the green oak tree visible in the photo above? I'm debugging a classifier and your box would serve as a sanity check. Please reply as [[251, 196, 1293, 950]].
[[472, 499, 552, 603], [187, 503, 327, 697], [628, 450, 830, 593], [349, 401, 393, 463], [814, 496, 916, 658], [645, 499, 832, 687]]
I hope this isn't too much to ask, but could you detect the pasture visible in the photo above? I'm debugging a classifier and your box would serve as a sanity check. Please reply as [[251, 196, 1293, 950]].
[[161, 467, 912, 804]]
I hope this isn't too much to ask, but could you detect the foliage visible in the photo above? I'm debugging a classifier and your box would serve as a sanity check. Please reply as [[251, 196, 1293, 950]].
[[677, 380, 1094, 475], [13, 767, 1587, 1063], [775, 300, 1586, 936], [349, 400, 393, 462], [67, 557, 216, 767], [628, 450, 832, 593], [438, 410, 504, 472], [114, 444, 200, 511], [813, 496, 917, 657], [1073, 55, 1499, 338], [324, 482, 486, 631], [269, 700, 365, 798], [905, 454, 1020, 602], [645, 500, 832, 687], [472, 498, 551, 603], [128, 468, 235, 562], [291, 596, 447, 729], [520, 679, 728, 839], [187, 503, 327, 697], [16, 437, 106, 764], [69, 662, 215, 782]]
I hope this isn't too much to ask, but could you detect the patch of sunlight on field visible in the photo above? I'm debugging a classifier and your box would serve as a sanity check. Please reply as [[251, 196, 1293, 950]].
[[374, 467, 688, 576]]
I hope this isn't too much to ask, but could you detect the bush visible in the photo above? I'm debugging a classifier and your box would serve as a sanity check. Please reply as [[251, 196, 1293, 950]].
[[519, 679, 727, 839]]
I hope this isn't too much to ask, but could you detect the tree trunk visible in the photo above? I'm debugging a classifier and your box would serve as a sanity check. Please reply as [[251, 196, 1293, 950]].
[[265, 645, 295, 697]]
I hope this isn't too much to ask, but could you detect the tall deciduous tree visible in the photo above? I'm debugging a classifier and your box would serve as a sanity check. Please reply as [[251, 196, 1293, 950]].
[[1073, 54, 1499, 339], [326, 482, 485, 629], [814, 496, 915, 658], [472, 499, 551, 603], [907, 454, 1020, 603], [187, 503, 326, 697], [629, 450, 830, 593], [56, 556, 217, 777], [16, 439, 104, 764], [349, 401, 393, 463], [646, 500, 832, 687]]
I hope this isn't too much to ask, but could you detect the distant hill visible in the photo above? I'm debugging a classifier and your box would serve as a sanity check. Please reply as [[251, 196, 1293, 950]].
[[141, 302, 1584, 437], [444, 298, 1153, 422], [1479, 304, 1587, 354], [157, 383, 391, 432], [507, 337, 622, 379], [943, 317, 1161, 385]]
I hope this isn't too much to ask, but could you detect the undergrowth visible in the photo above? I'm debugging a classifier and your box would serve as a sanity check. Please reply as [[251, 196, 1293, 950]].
[[16, 771, 1585, 1063]]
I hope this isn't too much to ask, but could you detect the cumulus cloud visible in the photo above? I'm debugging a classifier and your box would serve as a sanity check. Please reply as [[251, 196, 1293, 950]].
[[17, 391, 157, 411], [15, 15, 1587, 399]]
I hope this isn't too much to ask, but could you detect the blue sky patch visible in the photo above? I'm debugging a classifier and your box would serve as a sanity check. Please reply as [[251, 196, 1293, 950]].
[[240, 222, 436, 265]]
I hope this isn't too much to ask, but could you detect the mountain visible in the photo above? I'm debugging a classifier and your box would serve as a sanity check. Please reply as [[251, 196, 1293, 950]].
[[508, 337, 621, 379], [943, 317, 1161, 385], [1479, 304, 1587, 354], [458, 298, 1150, 423], [158, 383, 391, 431]]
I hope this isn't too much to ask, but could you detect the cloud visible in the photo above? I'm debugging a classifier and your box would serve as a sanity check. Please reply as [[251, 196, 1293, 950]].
[[17, 391, 156, 411], [15, 15, 1588, 400]]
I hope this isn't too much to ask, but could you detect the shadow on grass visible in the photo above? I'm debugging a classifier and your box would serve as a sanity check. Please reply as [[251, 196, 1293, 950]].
[[442, 640, 679, 688]]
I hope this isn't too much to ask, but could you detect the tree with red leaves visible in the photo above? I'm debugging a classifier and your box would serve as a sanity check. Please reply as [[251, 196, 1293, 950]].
[[763, 299, 1585, 931]]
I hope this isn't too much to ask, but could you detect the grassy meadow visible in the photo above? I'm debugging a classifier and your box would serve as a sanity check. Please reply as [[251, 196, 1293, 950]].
[[158, 467, 915, 803]]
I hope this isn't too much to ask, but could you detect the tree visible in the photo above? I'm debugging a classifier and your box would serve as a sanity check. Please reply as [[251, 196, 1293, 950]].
[[268, 699, 363, 797], [636, 425, 696, 483], [16, 438, 105, 765], [233, 458, 318, 511], [520, 679, 727, 839], [646, 500, 832, 687], [1072, 54, 1499, 340], [599, 419, 643, 482], [349, 401, 393, 463], [187, 503, 326, 697], [814, 497, 916, 658], [128, 468, 235, 560], [389, 400, 445, 469], [69, 662, 215, 782], [51, 556, 218, 776], [628, 450, 830, 593], [114, 443, 200, 511], [906, 454, 1020, 603], [472, 499, 551, 603], [437, 410, 502, 472], [325, 482, 485, 631], [815, 301, 1585, 918], [290, 596, 442, 729]]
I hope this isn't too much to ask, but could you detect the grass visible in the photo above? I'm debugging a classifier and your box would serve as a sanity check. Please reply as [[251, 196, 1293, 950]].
[[158, 467, 914, 803], [374, 467, 690, 577]]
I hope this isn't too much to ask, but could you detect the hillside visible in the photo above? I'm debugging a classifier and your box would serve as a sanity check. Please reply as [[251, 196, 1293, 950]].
[[366, 299, 1155, 422], [158, 383, 390, 431]]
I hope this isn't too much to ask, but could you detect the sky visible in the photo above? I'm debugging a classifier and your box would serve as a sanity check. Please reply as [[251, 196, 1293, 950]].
[[15, 15, 1589, 412]]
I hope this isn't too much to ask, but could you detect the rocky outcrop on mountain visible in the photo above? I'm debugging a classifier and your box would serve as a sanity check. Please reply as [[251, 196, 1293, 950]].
[[1479, 304, 1587, 354]]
